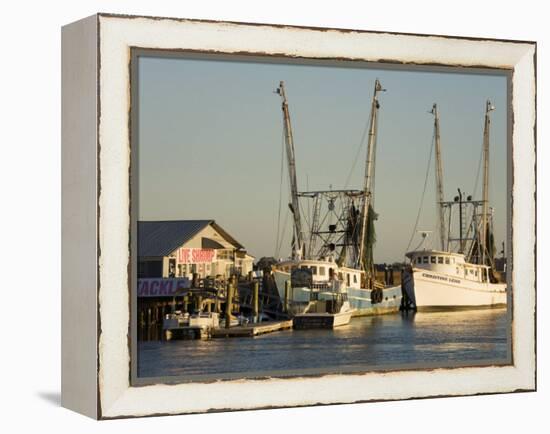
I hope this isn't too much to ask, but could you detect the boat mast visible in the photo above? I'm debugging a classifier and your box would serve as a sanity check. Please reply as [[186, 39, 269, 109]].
[[358, 79, 385, 272], [481, 100, 495, 266], [431, 104, 446, 251], [276, 81, 304, 259]]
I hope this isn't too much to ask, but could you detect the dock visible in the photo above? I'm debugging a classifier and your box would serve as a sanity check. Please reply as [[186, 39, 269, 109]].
[[210, 320, 293, 338]]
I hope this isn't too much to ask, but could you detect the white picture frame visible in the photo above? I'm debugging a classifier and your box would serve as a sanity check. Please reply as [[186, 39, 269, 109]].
[[61, 13, 536, 419]]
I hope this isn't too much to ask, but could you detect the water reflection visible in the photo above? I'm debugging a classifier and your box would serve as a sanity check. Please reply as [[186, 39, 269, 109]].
[[138, 308, 509, 379]]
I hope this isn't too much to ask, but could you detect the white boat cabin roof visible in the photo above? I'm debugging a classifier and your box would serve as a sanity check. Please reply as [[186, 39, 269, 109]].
[[277, 258, 363, 273], [406, 249, 466, 264], [406, 249, 491, 271]]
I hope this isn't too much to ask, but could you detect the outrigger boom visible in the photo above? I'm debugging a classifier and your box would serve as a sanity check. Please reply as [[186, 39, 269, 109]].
[[276, 81, 305, 259]]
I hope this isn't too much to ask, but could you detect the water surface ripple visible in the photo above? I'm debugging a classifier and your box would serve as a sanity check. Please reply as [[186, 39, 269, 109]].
[[138, 308, 509, 379]]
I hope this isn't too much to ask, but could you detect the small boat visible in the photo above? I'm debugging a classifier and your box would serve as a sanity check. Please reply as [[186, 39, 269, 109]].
[[402, 102, 507, 311], [292, 278, 354, 329], [163, 311, 220, 340]]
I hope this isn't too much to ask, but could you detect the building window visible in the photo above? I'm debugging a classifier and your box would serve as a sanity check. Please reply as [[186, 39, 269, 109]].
[[217, 249, 233, 261], [310, 266, 317, 275], [430, 256, 436, 264], [319, 267, 326, 276], [353, 274, 357, 283], [445, 257, 450, 264], [438, 257, 444, 264], [423, 256, 429, 263]]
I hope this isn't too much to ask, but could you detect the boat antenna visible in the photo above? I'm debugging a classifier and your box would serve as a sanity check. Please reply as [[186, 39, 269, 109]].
[[415, 230, 433, 251], [276, 81, 304, 260]]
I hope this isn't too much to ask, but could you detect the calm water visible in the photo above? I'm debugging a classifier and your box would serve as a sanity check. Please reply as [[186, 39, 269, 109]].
[[138, 308, 509, 380]]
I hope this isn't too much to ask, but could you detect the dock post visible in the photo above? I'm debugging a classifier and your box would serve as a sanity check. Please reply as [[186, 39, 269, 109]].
[[140, 309, 145, 328], [252, 280, 259, 323], [183, 295, 189, 313], [232, 274, 239, 311], [284, 279, 291, 313], [225, 280, 234, 328]]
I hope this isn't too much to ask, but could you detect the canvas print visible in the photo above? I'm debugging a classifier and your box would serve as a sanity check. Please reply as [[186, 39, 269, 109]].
[[133, 53, 510, 382]]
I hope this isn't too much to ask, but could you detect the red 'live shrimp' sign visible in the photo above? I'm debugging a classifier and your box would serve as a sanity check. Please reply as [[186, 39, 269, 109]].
[[177, 248, 216, 264]]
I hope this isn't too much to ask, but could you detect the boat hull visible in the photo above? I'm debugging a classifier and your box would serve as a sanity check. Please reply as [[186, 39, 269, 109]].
[[412, 269, 507, 310], [293, 310, 353, 329], [347, 286, 402, 316], [273, 270, 402, 317]]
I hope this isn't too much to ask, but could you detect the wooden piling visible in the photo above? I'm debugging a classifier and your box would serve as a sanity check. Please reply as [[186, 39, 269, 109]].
[[183, 295, 189, 313], [252, 280, 259, 323], [196, 294, 203, 312], [225, 280, 234, 328]]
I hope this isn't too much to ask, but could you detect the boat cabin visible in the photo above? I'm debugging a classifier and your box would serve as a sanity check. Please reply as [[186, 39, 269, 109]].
[[275, 258, 363, 289], [406, 249, 492, 283]]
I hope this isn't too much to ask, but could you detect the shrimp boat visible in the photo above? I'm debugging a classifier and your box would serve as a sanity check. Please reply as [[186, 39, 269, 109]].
[[402, 102, 507, 311], [272, 80, 402, 328]]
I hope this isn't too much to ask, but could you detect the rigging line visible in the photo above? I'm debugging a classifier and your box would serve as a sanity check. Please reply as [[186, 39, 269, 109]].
[[343, 113, 371, 189], [405, 131, 436, 255], [462, 143, 484, 232], [411, 236, 427, 253], [274, 125, 285, 257], [299, 198, 311, 237], [276, 210, 290, 259]]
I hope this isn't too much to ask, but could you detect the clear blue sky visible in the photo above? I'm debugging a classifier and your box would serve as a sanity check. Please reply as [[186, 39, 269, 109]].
[[137, 55, 507, 263]]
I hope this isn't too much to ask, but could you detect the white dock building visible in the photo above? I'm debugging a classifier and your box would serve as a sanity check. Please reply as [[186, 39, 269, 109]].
[[138, 220, 254, 280]]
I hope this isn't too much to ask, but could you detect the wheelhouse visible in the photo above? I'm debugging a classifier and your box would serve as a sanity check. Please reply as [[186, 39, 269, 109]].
[[275, 258, 363, 289], [406, 249, 492, 283]]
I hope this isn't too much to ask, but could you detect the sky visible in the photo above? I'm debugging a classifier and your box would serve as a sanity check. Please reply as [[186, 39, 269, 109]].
[[137, 55, 508, 263]]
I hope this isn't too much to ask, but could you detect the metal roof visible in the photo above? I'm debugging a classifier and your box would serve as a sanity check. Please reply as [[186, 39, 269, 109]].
[[138, 220, 244, 257]]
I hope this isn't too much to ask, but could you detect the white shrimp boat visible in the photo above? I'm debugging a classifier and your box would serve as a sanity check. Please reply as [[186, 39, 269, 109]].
[[402, 102, 507, 311], [272, 80, 402, 323], [273, 258, 402, 318], [404, 250, 506, 310]]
